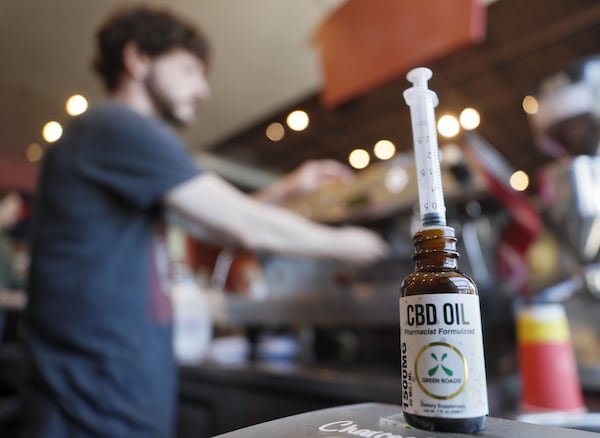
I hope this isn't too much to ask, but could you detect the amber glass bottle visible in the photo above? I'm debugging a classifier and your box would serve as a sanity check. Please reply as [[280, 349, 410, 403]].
[[399, 226, 488, 433]]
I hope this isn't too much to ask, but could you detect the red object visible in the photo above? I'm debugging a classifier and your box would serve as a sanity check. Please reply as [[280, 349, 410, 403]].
[[312, 0, 486, 108], [0, 156, 39, 192], [463, 132, 543, 294], [186, 238, 265, 295], [519, 343, 585, 412]]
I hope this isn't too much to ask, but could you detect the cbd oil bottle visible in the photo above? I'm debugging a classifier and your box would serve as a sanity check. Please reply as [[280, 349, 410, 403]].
[[399, 226, 488, 432]]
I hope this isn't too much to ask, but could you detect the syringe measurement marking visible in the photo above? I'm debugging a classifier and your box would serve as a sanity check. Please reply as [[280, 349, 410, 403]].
[[415, 122, 443, 213]]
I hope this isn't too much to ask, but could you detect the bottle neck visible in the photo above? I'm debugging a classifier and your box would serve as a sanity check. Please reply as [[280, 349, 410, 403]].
[[413, 226, 458, 270]]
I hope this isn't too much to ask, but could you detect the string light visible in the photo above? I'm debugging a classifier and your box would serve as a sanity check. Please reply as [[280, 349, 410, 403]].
[[286, 110, 309, 131], [66, 94, 88, 116], [437, 115, 460, 138], [265, 122, 285, 141], [26, 143, 44, 162], [349, 148, 370, 169], [374, 139, 396, 160], [510, 170, 529, 191], [459, 108, 480, 130], [42, 121, 63, 143], [522, 96, 539, 114]]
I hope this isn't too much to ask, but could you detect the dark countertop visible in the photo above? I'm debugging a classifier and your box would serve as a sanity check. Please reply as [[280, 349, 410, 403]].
[[213, 402, 600, 437], [180, 361, 403, 402], [178, 362, 600, 435], [179, 361, 520, 417]]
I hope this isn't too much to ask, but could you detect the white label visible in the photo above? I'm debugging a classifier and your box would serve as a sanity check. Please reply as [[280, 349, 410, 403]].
[[399, 294, 488, 418]]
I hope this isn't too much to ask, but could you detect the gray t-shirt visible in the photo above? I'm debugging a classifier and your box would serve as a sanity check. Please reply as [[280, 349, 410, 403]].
[[24, 101, 200, 437]]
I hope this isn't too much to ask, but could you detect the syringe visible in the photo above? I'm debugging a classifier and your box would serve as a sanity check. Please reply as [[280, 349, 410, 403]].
[[403, 67, 446, 228]]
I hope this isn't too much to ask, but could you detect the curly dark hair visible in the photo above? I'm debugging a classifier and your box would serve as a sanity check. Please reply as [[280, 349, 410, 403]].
[[93, 5, 210, 91]]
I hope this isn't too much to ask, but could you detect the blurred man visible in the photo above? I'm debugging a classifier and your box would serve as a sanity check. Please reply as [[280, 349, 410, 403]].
[[22, 6, 387, 437]]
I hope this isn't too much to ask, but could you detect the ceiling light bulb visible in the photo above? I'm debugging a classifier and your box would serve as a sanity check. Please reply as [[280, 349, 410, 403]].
[[265, 122, 285, 141], [374, 139, 396, 160], [510, 170, 529, 191], [348, 148, 370, 169], [286, 110, 309, 131], [437, 115, 460, 138], [459, 108, 480, 130], [66, 94, 88, 116], [26, 143, 44, 162], [522, 96, 539, 114], [43, 121, 63, 143]]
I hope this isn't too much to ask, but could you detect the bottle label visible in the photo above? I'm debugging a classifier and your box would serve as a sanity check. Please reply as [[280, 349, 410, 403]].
[[399, 294, 488, 418]]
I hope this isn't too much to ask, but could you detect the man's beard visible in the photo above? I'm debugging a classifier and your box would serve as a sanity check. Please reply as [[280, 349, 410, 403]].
[[144, 74, 187, 128]]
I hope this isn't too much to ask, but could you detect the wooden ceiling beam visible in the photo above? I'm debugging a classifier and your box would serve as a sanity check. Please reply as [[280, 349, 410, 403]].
[[443, 2, 600, 83]]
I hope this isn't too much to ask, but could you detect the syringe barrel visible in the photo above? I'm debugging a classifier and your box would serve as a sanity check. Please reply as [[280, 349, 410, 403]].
[[403, 68, 446, 227]]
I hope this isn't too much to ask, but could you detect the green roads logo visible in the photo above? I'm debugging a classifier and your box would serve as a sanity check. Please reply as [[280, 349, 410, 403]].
[[416, 342, 468, 400], [428, 352, 453, 377]]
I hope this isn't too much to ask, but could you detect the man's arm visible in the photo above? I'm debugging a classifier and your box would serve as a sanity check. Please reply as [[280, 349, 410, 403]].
[[0, 289, 27, 310], [164, 173, 388, 264]]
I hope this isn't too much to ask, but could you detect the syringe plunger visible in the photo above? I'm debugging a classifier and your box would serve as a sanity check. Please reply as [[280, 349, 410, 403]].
[[407, 68, 431, 89]]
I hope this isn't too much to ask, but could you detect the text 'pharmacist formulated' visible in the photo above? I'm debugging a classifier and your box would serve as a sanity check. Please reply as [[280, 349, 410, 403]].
[[399, 67, 488, 433]]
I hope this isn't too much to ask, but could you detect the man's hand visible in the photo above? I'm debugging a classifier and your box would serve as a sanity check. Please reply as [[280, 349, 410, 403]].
[[253, 159, 355, 205], [330, 226, 390, 264], [0, 290, 27, 310], [286, 159, 355, 196]]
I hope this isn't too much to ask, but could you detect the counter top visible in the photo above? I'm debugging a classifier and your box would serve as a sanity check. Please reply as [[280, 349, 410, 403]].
[[214, 402, 599, 437], [181, 361, 402, 397], [178, 363, 600, 435], [179, 362, 519, 417]]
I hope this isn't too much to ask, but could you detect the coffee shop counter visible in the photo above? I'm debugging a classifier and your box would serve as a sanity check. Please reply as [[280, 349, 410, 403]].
[[215, 403, 599, 438], [175, 361, 519, 437]]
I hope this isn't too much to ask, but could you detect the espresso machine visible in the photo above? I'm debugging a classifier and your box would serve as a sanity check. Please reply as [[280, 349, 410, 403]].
[[528, 55, 600, 383]]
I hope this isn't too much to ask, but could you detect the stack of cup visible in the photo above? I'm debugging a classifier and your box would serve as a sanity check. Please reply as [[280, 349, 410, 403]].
[[516, 303, 585, 413]]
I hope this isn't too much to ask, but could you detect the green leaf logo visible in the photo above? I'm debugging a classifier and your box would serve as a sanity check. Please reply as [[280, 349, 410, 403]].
[[428, 352, 453, 376]]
